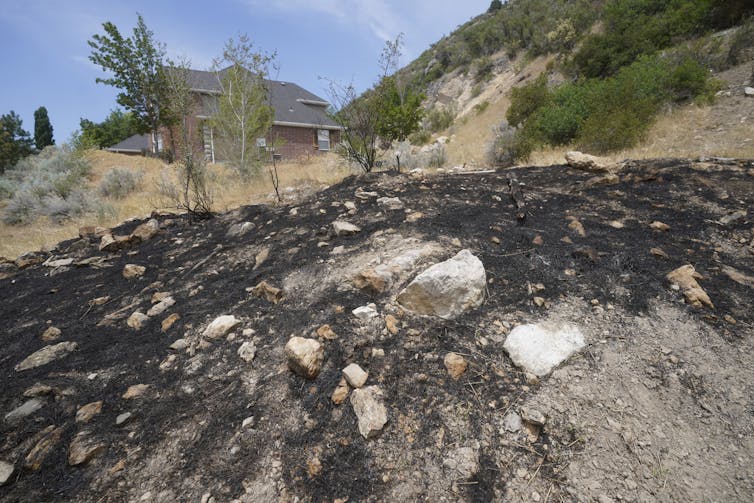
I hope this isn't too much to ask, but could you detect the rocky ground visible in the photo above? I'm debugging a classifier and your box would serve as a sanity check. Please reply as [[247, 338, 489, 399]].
[[1, 156, 753, 502]]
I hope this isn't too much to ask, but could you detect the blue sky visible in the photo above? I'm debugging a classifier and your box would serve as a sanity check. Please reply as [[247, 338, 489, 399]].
[[0, 0, 489, 143]]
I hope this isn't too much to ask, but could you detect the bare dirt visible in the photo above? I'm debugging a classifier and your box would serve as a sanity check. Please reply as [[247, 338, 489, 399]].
[[1, 158, 753, 502]]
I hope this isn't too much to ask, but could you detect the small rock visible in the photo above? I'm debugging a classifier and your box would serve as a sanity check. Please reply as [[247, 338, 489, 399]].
[[242, 416, 255, 428], [503, 412, 522, 433], [237, 341, 257, 362], [608, 220, 625, 229], [650, 247, 669, 259], [331, 378, 350, 405], [520, 406, 546, 426], [316, 324, 337, 340], [127, 311, 149, 330], [41, 326, 61, 341], [161, 313, 181, 332], [344, 201, 357, 211], [147, 297, 175, 317], [650, 221, 670, 231], [15, 341, 78, 372], [343, 363, 369, 388], [254, 247, 270, 269], [249, 281, 284, 304], [350, 386, 388, 439], [116, 412, 132, 426], [444, 352, 468, 379], [5, 399, 44, 423], [332, 220, 362, 236], [490, 236, 501, 244], [226, 221, 254, 238], [285, 337, 324, 379], [122, 384, 150, 400], [745, 86, 754, 97], [352, 304, 379, 321], [43, 257, 74, 268], [566, 217, 586, 237], [131, 219, 160, 241], [353, 268, 390, 294], [533, 296, 546, 307], [15, 251, 48, 269], [565, 151, 617, 173], [719, 210, 747, 225], [68, 431, 106, 466], [406, 211, 423, 223], [384, 314, 400, 335], [151, 291, 172, 303], [377, 197, 404, 210], [666, 264, 714, 309], [25, 426, 64, 470], [532, 235, 544, 245], [170, 338, 188, 351], [23, 383, 56, 397], [75, 401, 103, 423], [203, 315, 241, 339], [723, 314, 736, 325], [0, 460, 14, 486]]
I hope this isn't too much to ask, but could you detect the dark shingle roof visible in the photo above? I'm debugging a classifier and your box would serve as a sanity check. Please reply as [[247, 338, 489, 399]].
[[106, 134, 149, 153], [186, 68, 340, 129]]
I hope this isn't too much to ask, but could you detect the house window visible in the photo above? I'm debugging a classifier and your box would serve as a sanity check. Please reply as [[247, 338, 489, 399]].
[[156, 132, 164, 153], [317, 129, 330, 151], [202, 123, 215, 163]]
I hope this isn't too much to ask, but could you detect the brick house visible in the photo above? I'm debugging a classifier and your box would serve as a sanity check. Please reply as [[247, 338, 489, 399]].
[[148, 68, 341, 162]]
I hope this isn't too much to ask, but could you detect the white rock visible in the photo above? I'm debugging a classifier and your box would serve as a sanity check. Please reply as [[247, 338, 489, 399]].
[[5, 399, 44, 423], [116, 412, 132, 426], [332, 220, 361, 236], [377, 197, 405, 210], [503, 323, 586, 377], [238, 341, 257, 362], [203, 315, 241, 339], [502, 412, 522, 433], [342, 363, 368, 388], [352, 304, 379, 321], [122, 264, 146, 279], [43, 258, 74, 268], [15, 342, 78, 371], [147, 296, 175, 317], [285, 337, 324, 379], [0, 461, 14, 485], [227, 221, 254, 238], [565, 151, 616, 173], [344, 201, 357, 211], [396, 249, 486, 319], [350, 386, 388, 439], [745, 86, 754, 97], [127, 311, 149, 330], [170, 339, 188, 351], [242, 416, 255, 428]]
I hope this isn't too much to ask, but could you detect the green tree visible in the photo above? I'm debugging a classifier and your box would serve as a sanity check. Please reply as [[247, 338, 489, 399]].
[[88, 13, 168, 154], [210, 34, 274, 179], [488, 0, 503, 13], [33, 106, 54, 149], [71, 109, 141, 151], [0, 111, 34, 173]]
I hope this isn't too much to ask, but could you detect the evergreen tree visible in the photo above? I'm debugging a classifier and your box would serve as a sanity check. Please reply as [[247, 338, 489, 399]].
[[488, 0, 503, 13], [0, 111, 34, 173], [33, 106, 54, 149]]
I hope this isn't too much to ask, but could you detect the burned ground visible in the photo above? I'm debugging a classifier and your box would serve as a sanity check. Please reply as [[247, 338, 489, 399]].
[[1, 158, 753, 502]]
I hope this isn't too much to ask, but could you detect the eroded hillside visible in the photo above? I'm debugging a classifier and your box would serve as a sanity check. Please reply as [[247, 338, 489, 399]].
[[1, 158, 753, 502]]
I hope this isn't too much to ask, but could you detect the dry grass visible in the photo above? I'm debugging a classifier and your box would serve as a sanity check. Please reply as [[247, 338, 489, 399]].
[[0, 151, 358, 259]]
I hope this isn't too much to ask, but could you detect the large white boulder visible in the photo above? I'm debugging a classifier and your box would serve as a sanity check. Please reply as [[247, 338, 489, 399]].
[[503, 322, 586, 377], [396, 249, 486, 319], [285, 337, 324, 379]]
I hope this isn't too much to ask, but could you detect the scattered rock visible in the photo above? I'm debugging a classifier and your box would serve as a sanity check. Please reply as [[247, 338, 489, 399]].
[[721, 265, 754, 288], [78, 226, 108, 239], [503, 412, 522, 433], [68, 431, 106, 466], [122, 384, 151, 400], [15, 251, 48, 269], [226, 221, 254, 238], [254, 247, 270, 269], [745, 86, 754, 97], [343, 363, 369, 388], [151, 291, 172, 303], [331, 378, 350, 405], [147, 296, 175, 317], [203, 315, 241, 339], [444, 352, 468, 379], [332, 220, 362, 236], [0, 460, 13, 486], [237, 341, 257, 362], [573, 246, 599, 262], [161, 313, 181, 332], [285, 337, 324, 379], [116, 412, 132, 426], [443, 446, 479, 479], [584, 173, 619, 187], [719, 210, 747, 225], [41, 326, 61, 341], [131, 219, 160, 241], [520, 406, 546, 426], [384, 314, 400, 335], [406, 211, 423, 223], [608, 220, 625, 229], [352, 304, 379, 321], [5, 399, 44, 423], [249, 281, 284, 304], [532, 235, 544, 245], [353, 268, 391, 294], [25, 426, 64, 470], [23, 383, 56, 397], [566, 217, 586, 237], [377, 197, 405, 210], [666, 264, 714, 308], [123, 264, 146, 279], [15, 341, 78, 372], [316, 324, 337, 340], [650, 247, 669, 259], [169, 339, 188, 351], [99, 234, 137, 252], [75, 401, 103, 423], [565, 151, 618, 173], [127, 311, 149, 330], [350, 386, 388, 439], [43, 257, 74, 268], [396, 249, 486, 320], [504, 323, 586, 377], [650, 221, 670, 231]]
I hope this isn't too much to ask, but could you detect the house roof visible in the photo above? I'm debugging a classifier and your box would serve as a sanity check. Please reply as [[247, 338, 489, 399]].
[[105, 134, 149, 153], [186, 68, 341, 130]]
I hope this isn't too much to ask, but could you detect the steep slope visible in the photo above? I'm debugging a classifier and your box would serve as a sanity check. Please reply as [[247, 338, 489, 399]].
[[1, 158, 753, 501]]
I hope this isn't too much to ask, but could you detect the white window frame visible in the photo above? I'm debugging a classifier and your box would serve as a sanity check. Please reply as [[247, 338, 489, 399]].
[[317, 129, 330, 151]]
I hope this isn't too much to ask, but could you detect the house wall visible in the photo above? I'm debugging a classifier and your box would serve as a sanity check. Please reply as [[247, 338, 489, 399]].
[[268, 125, 341, 160]]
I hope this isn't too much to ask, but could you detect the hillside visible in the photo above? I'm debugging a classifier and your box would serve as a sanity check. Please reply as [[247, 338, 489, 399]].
[[1, 157, 753, 501]]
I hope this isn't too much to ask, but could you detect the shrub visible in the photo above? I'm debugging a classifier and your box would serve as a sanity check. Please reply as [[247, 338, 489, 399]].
[[424, 107, 455, 133], [488, 122, 534, 167], [409, 129, 431, 146], [506, 74, 551, 127], [99, 167, 143, 199], [473, 101, 490, 115], [428, 144, 447, 169]]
